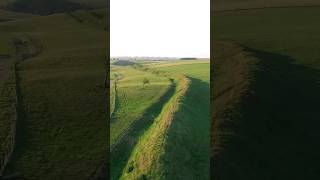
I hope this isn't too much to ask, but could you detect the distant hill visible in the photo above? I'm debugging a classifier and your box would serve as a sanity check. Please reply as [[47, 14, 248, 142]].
[[112, 60, 135, 66], [180, 57, 197, 60]]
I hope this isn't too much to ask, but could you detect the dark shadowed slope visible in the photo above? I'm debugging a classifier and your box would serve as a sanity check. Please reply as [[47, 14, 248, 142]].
[[212, 41, 320, 179]]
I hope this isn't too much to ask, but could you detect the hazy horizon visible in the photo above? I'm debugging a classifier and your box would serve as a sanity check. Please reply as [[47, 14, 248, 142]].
[[110, 0, 210, 58]]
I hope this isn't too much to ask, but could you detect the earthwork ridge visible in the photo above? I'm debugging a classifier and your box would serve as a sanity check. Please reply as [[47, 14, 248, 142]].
[[111, 63, 198, 179], [212, 41, 320, 179], [0, 33, 42, 177]]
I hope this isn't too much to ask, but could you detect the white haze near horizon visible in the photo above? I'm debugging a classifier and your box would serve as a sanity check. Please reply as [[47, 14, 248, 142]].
[[110, 0, 210, 58]]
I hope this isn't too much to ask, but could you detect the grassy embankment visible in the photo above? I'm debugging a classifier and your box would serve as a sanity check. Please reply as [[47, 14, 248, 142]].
[[0, 10, 36, 176], [0, 8, 108, 179], [110, 64, 172, 179], [120, 61, 210, 179], [0, 33, 15, 177], [212, 4, 320, 179]]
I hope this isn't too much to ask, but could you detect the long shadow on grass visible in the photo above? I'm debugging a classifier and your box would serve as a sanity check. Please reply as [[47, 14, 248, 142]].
[[163, 77, 210, 180], [213, 48, 320, 180], [110, 80, 176, 180]]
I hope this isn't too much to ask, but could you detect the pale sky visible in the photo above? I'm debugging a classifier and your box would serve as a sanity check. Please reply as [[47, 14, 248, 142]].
[[110, 0, 210, 58]]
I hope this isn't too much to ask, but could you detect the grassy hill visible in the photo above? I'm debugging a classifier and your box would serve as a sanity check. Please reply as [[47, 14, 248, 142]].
[[212, 3, 320, 179], [0, 9, 108, 179]]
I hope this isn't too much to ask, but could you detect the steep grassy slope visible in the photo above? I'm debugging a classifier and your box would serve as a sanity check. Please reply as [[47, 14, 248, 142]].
[[0, 10, 108, 179], [211, 42, 258, 179], [121, 61, 210, 179], [211, 41, 256, 153], [212, 5, 320, 180]]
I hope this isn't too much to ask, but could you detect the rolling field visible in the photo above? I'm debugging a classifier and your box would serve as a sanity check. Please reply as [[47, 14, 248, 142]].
[[0, 7, 108, 179], [212, 2, 320, 179], [111, 60, 210, 179]]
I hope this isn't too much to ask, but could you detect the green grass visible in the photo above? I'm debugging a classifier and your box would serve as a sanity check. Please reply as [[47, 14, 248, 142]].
[[110, 66, 170, 146], [120, 76, 191, 180], [110, 64, 172, 179], [212, 4, 320, 180], [0, 9, 108, 179], [112, 60, 210, 180]]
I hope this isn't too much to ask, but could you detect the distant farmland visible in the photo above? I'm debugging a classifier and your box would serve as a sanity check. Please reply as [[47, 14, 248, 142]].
[[212, 2, 320, 179], [110, 60, 210, 179]]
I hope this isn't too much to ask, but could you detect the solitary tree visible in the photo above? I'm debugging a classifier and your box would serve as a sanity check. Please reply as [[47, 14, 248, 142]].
[[114, 73, 118, 80], [142, 78, 150, 88]]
